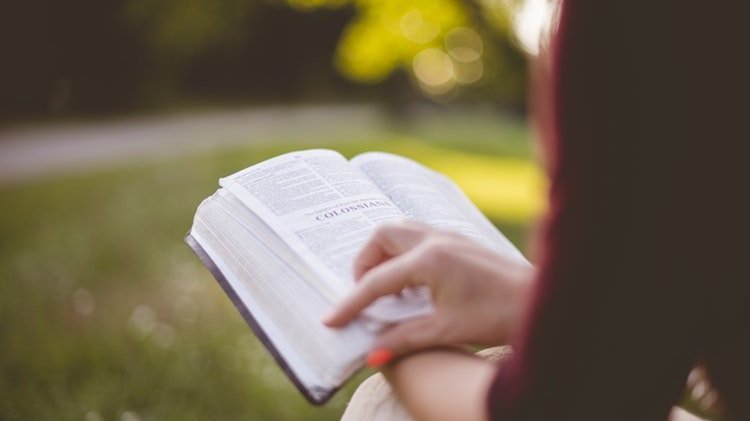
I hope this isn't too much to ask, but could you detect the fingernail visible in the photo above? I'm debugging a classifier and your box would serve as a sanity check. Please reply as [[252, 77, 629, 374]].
[[366, 348, 393, 368]]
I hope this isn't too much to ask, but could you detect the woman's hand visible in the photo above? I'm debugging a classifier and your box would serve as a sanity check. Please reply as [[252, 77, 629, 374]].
[[323, 221, 535, 360]]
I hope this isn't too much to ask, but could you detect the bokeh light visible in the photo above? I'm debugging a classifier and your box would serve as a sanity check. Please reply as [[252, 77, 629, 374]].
[[400, 9, 440, 44], [413, 48, 457, 95], [511, 0, 558, 56]]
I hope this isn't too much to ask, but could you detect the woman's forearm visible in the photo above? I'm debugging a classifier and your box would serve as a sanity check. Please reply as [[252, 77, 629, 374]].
[[379, 350, 705, 421], [381, 349, 497, 421]]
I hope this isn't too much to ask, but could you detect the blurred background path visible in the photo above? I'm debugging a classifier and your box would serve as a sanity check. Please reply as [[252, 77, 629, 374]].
[[0, 104, 385, 184]]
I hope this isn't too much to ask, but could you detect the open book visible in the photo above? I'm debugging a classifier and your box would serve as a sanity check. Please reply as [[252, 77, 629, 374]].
[[186, 149, 525, 404]]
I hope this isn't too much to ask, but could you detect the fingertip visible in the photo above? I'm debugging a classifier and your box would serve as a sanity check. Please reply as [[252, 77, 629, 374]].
[[321, 311, 342, 327], [322, 306, 359, 328], [321, 315, 334, 327]]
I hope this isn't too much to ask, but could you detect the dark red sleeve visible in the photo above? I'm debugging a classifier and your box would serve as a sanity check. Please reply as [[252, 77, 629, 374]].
[[486, 1, 750, 420]]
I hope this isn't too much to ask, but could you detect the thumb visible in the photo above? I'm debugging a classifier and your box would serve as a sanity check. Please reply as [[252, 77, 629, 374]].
[[369, 316, 447, 363]]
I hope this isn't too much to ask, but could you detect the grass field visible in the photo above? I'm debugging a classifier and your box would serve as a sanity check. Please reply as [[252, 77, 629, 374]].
[[0, 117, 545, 421]]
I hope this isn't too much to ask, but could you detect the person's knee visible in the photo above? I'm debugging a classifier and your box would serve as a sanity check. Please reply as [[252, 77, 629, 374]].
[[341, 373, 413, 421]]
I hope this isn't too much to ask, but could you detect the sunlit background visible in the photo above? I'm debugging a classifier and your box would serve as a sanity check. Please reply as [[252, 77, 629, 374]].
[[0, 1, 557, 420]]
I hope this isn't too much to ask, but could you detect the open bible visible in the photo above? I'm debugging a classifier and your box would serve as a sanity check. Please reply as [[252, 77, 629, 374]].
[[186, 149, 525, 404]]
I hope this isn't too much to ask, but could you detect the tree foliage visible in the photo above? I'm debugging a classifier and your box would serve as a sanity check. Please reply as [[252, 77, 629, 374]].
[[1, 0, 532, 119], [298, 0, 528, 100], [124, 0, 528, 101]]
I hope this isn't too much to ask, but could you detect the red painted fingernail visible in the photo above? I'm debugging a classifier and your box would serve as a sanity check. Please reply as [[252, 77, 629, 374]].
[[366, 348, 393, 368]]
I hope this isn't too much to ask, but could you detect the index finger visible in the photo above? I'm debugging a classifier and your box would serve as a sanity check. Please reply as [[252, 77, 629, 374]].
[[353, 221, 432, 279], [324, 250, 424, 327]]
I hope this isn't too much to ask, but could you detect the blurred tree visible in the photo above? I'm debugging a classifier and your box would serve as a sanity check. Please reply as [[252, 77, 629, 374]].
[[0, 0, 151, 118], [0, 0, 531, 120], [122, 0, 528, 103], [311, 0, 527, 102], [124, 0, 259, 60]]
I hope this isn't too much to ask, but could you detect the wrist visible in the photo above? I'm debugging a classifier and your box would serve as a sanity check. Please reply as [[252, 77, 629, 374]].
[[381, 347, 471, 377]]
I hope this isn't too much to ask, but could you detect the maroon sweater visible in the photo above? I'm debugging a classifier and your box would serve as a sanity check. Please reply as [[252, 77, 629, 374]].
[[487, 1, 750, 420]]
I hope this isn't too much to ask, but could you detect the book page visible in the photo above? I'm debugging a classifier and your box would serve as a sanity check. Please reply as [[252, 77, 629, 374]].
[[351, 152, 526, 261], [219, 150, 433, 321]]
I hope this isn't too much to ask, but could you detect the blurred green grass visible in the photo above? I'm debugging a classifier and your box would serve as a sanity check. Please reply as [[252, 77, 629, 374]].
[[0, 124, 540, 420]]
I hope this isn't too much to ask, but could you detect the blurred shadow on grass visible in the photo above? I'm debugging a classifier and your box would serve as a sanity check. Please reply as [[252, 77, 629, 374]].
[[0, 136, 543, 420]]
